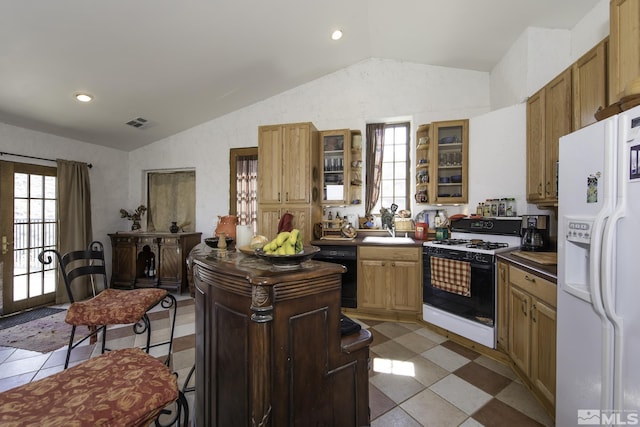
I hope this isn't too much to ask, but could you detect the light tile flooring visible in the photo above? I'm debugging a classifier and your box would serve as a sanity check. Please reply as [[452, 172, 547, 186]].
[[0, 295, 554, 426]]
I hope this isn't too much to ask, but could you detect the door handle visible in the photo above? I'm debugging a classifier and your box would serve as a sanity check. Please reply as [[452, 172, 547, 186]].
[[522, 299, 528, 316], [531, 303, 537, 323], [2, 236, 13, 255]]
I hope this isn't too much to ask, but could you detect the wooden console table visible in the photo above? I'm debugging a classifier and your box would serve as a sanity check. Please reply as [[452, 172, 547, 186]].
[[109, 232, 201, 293], [190, 245, 372, 426]]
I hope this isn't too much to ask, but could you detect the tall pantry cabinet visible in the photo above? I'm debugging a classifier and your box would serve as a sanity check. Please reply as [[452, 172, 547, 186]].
[[257, 122, 321, 244]]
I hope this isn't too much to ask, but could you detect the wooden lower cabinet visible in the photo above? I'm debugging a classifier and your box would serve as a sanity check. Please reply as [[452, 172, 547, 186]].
[[191, 249, 372, 427], [357, 246, 422, 317], [108, 232, 201, 293], [507, 264, 557, 414]]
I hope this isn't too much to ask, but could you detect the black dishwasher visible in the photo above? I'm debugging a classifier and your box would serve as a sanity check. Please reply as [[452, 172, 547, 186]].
[[315, 245, 357, 308]]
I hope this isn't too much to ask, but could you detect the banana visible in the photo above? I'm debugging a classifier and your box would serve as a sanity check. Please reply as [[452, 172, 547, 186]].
[[288, 229, 299, 246], [276, 231, 291, 246], [295, 232, 303, 253]]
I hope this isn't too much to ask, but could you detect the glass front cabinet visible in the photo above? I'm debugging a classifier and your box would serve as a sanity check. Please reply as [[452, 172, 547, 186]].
[[320, 129, 362, 205], [415, 119, 469, 205]]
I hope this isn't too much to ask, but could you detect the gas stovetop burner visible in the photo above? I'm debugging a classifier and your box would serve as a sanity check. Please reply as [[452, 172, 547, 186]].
[[433, 239, 470, 246], [466, 242, 509, 250]]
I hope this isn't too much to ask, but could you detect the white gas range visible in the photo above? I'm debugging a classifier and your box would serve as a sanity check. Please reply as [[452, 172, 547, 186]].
[[422, 217, 521, 348]]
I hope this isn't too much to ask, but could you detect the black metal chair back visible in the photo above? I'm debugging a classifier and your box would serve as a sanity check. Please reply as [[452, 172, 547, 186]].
[[38, 241, 107, 303]]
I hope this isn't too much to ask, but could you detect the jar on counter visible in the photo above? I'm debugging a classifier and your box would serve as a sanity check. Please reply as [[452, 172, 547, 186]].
[[506, 198, 516, 217], [483, 200, 492, 217], [490, 199, 498, 217], [498, 198, 507, 217]]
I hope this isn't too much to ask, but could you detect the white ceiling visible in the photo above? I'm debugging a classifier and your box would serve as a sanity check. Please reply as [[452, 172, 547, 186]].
[[0, 0, 600, 151]]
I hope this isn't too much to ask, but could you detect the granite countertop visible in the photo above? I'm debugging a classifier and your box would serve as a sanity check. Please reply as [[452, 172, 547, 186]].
[[498, 250, 557, 283], [311, 229, 429, 247], [310, 236, 426, 247]]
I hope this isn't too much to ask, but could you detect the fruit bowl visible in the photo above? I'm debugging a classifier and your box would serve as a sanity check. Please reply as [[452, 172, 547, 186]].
[[254, 245, 320, 268]]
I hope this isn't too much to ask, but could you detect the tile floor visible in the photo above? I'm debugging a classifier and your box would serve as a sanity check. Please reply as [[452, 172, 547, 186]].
[[0, 295, 554, 426]]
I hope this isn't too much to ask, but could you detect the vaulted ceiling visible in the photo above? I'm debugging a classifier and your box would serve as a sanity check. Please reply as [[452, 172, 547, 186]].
[[0, 0, 601, 151]]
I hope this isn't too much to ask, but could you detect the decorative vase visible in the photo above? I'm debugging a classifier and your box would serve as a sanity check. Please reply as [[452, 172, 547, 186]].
[[215, 215, 238, 240], [131, 220, 141, 231], [170, 222, 179, 233]]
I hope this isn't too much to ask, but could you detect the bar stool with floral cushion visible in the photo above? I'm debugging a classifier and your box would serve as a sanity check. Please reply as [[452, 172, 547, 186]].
[[38, 241, 177, 369]]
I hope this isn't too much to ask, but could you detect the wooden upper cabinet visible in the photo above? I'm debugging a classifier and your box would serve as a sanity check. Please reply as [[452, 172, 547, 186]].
[[609, 0, 640, 105], [258, 123, 318, 205], [258, 125, 284, 204], [544, 68, 571, 202], [526, 89, 546, 203], [282, 124, 315, 204], [526, 68, 571, 206], [573, 38, 608, 130], [430, 119, 469, 205]]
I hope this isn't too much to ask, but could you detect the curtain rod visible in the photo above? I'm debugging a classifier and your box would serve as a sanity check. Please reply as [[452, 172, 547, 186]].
[[0, 152, 93, 168]]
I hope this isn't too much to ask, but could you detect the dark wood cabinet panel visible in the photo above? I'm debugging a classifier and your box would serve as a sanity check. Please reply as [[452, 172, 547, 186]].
[[191, 247, 372, 427], [109, 232, 201, 293]]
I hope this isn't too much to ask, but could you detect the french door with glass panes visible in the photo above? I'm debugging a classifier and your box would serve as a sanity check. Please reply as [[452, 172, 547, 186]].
[[0, 161, 57, 315]]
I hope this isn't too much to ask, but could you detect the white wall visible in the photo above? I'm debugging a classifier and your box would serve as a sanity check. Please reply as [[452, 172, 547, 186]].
[[571, 0, 610, 60], [128, 58, 491, 236], [469, 103, 527, 214], [0, 121, 129, 266], [490, 0, 609, 109], [490, 27, 571, 109]]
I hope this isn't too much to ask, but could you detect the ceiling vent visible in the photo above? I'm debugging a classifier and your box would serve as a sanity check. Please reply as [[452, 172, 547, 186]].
[[125, 117, 153, 129]]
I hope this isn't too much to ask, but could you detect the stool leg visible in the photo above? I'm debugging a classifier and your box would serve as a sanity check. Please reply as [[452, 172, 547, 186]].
[[64, 325, 77, 369]]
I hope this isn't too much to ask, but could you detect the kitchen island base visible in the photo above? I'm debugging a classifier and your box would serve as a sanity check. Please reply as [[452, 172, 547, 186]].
[[191, 246, 372, 426]]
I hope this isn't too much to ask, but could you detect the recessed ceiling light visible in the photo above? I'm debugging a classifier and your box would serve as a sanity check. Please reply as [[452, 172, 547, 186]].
[[331, 30, 343, 41], [74, 93, 93, 103]]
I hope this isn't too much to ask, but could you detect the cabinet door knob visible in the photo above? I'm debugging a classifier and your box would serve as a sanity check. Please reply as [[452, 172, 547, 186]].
[[522, 299, 528, 316], [524, 275, 536, 283]]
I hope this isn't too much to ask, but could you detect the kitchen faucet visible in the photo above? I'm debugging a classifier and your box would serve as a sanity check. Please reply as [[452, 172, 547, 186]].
[[386, 223, 396, 238]]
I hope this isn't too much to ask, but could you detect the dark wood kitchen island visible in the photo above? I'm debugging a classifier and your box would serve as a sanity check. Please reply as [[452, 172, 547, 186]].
[[189, 245, 372, 427]]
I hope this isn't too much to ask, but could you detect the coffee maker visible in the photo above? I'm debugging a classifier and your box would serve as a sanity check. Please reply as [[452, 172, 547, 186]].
[[520, 215, 550, 251]]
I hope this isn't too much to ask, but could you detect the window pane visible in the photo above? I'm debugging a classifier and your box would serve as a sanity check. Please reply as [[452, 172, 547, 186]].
[[14, 199, 27, 222], [394, 162, 407, 179], [30, 199, 43, 221], [30, 175, 43, 198], [44, 199, 56, 220], [43, 269, 56, 293], [29, 273, 42, 297], [44, 176, 56, 198], [30, 223, 43, 248], [13, 249, 28, 274], [14, 173, 28, 198], [13, 275, 27, 301]]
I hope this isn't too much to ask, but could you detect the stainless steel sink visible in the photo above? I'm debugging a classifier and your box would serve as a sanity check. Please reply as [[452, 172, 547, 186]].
[[362, 236, 415, 244]]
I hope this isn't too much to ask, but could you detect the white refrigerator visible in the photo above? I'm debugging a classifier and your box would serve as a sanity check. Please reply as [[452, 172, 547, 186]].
[[557, 104, 640, 426]]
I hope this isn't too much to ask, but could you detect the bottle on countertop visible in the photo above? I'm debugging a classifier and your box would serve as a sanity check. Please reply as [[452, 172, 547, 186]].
[[498, 198, 506, 217], [483, 200, 492, 217], [476, 203, 483, 216]]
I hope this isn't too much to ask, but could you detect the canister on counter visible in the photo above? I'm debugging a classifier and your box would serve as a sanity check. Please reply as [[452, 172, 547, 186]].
[[506, 198, 516, 216], [483, 200, 492, 217], [498, 198, 506, 216], [435, 227, 449, 240], [415, 222, 428, 240]]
